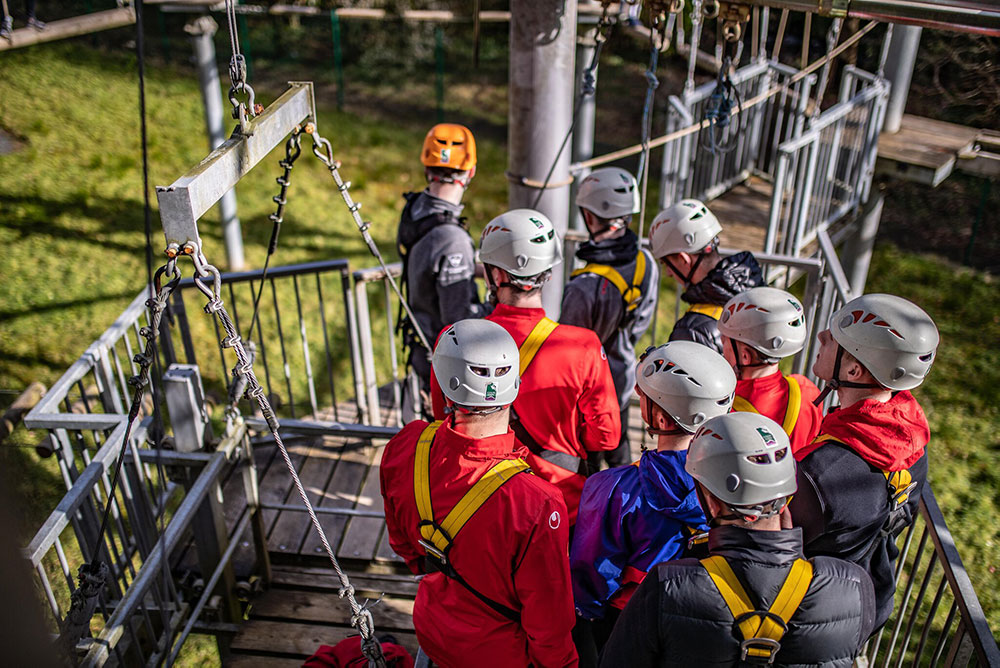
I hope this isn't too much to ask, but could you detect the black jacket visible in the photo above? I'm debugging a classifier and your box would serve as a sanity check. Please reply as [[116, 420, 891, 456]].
[[600, 526, 876, 668], [791, 444, 928, 629], [669, 251, 764, 353], [561, 230, 659, 410]]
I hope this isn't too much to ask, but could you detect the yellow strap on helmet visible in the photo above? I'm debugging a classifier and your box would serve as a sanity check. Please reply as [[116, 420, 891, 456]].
[[518, 317, 559, 376], [732, 376, 802, 437], [701, 555, 814, 661], [414, 421, 530, 554], [687, 303, 724, 320], [570, 250, 646, 312]]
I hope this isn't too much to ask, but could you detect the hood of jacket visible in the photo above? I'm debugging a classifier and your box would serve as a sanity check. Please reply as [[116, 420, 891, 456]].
[[639, 450, 704, 522], [576, 229, 640, 266], [682, 251, 764, 305], [803, 391, 930, 470], [398, 190, 466, 255]]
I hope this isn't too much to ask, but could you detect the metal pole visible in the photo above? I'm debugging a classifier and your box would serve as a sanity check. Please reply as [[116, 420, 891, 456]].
[[570, 19, 599, 232], [508, 0, 577, 317], [185, 15, 246, 270], [882, 24, 921, 133], [842, 188, 885, 294]]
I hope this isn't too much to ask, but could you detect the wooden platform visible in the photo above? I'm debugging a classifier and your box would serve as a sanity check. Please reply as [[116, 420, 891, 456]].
[[709, 177, 774, 253], [876, 114, 981, 187], [227, 565, 420, 665]]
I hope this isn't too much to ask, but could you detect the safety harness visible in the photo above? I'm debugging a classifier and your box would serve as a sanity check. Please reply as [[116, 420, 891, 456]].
[[414, 421, 529, 623], [701, 555, 814, 665], [687, 303, 724, 320], [508, 318, 592, 477], [570, 250, 648, 316], [395, 192, 469, 352], [732, 377, 802, 438], [810, 434, 918, 540]]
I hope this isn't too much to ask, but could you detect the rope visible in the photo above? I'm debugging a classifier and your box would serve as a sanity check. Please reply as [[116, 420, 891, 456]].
[[636, 16, 663, 242], [570, 20, 880, 173], [772, 9, 788, 61], [811, 18, 844, 117], [190, 256, 387, 667], [308, 128, 433, 354]]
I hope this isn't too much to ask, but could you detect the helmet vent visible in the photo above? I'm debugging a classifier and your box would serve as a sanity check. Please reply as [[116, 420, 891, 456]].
[[774, 447, 788, 462], [530, 235, 546, 244], [469, 366, 490, 377], [747, 454, 771, 464], [494, 366, 511, 377], [919, 352, 934, 362]]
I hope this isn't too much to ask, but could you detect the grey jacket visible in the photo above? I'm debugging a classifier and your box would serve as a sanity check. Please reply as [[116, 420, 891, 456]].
[[561, 231, 659, 411], [601, 526, 876, 668], [398, 191, 487, 368]]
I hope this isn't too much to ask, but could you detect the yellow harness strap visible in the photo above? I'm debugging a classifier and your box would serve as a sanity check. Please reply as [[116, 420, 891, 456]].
[[701, 555, 814, 661], [518, 317, 559, 376], [570, 250, 647, 312], [414, 421, 530, 554], [884, 468, 916, 509], [732, 376, 802, 437], [687, 303, 724, 320]]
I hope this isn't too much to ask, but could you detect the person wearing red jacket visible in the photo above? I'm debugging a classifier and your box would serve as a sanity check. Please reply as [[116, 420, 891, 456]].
[[381, 318, 577, 668], [431, 209, 620, 522], [718, 287, 822, 456], [790, 293, 939, 629]]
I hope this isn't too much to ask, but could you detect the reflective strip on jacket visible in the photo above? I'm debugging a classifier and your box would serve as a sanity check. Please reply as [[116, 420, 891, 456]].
[[379, 420, 577, 668]]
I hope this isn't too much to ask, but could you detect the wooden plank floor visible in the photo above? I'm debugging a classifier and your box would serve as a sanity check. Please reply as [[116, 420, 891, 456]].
[[709, 177, 773, 253], [227, 565, 420, 665]]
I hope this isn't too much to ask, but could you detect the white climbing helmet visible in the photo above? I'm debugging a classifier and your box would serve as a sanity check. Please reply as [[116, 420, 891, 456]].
[[719, 287, 808, 360], [636, 341, 736, 433], [649, 199, 722, 258], [686, 412, 796, 519], [479, 209, 563, 280], [433, 319, 520, 409], [829, 293, 939, 391], [575, 167, 641, 219]]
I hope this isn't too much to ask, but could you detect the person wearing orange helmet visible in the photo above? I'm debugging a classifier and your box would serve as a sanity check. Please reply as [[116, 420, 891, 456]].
[[398, 123, 490, 422]]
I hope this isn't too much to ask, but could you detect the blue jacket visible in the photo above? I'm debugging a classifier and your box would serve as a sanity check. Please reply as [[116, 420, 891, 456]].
[[570, 450, 707, 620]]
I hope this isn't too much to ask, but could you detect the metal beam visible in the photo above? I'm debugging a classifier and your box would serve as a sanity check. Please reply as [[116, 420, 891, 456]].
[[155, 82, 315, 255], [740, 0, 1000, 35]]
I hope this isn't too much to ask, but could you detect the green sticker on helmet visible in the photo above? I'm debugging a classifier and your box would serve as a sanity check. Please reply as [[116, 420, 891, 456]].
[[756, 427, 776, 447], [529, 217, 544, 229], [485, 383, 497, 401]]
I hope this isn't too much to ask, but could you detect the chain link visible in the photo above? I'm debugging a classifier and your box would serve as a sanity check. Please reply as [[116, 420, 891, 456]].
[[188, 247, 387, 667], [306, 125, 432, 354]]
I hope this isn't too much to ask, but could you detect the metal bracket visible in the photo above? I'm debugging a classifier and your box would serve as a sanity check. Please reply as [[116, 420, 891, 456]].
[[155, 81, 316, 259]]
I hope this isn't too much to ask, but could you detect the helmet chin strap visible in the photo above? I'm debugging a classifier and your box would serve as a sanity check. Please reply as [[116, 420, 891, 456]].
[[813, 345, 883, 406], [487, 266, 547, 293], [730, 339, 771, 378], [662, 250, 707, 288], [427, 172, 471, 189], [582, 208, 627, 241]]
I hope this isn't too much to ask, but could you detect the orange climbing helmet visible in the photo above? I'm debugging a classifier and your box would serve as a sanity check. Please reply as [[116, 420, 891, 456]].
[[421, 123, 477, 171]]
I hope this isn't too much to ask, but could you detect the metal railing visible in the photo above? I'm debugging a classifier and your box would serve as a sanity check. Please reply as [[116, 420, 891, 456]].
[[659, 60, 816, 208], [866, 488, 1000, 667], [765, 66, 889, 257], [19, 255, 1000, 664]]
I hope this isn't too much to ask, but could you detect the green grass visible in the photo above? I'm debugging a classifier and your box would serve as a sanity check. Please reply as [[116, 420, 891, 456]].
[[1, 35, 998, 660]]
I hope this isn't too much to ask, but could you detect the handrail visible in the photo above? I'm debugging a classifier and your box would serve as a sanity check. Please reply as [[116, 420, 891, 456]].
[[919, 489, 1000, 665]]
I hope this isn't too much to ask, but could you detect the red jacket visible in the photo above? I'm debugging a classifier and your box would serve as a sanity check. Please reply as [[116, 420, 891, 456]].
[[797, 390, 930, 469], [431, 304, 620, 522], [733, 370, 822, 458], [380, 420, 578, 668]]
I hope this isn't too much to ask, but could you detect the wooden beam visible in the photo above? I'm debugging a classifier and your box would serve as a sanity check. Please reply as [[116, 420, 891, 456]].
[[0, 7, 136, 52]]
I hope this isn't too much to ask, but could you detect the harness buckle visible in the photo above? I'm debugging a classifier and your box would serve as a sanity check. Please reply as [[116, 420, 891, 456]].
[[739, 637, 781, 664]]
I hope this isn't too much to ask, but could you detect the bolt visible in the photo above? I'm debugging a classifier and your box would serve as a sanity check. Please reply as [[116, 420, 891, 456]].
[[182, 243, 196, 255], [254, 103, 264, 115], [304, 122, 315, 134]]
